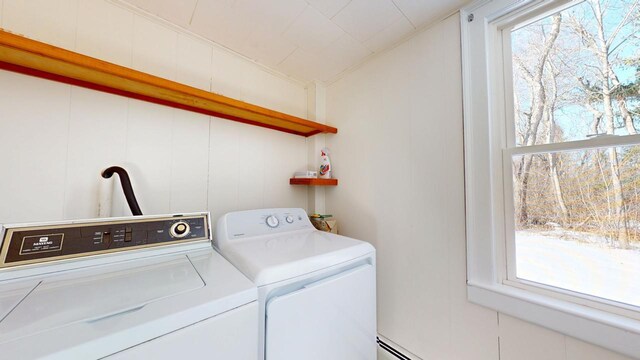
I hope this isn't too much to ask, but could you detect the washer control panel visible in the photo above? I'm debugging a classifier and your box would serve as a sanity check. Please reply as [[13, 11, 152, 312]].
[[0, 213, 210, 268], [217, 208, 314, 243]]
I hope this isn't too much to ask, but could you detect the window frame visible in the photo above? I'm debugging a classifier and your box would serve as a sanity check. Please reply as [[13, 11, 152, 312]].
[[461, 0, 640, 357]]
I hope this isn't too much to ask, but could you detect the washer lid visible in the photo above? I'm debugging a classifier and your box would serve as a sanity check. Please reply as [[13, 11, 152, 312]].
[[0, 255, 204, 341], [218, 230, 375, 286], [0, 249, 257, 359]]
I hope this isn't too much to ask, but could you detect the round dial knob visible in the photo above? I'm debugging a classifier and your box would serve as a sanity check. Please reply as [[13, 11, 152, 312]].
[[285, 215, 294, 224], [170, 221, 190, 238], [266, 215, 279, 228]]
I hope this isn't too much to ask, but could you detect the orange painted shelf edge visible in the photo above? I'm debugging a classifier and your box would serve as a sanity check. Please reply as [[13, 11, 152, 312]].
[[289, 178, 338, 186], [0, 29, 337, 137]]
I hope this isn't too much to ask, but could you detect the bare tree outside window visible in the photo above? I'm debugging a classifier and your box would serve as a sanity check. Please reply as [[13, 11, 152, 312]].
[[510, 0, 640, 306]]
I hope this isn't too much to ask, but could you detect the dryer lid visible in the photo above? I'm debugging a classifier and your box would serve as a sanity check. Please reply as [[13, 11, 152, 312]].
[[218, 230, 375, 286]]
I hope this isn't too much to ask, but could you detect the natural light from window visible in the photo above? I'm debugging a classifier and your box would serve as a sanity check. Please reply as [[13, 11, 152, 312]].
[[510, 0, 640, 308]]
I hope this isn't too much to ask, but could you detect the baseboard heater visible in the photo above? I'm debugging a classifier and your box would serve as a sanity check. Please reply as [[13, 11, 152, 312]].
[[377, 337, 412, 360]]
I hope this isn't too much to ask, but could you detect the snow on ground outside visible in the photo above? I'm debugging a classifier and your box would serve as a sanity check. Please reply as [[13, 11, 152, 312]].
[[516, 230, 640, 307]]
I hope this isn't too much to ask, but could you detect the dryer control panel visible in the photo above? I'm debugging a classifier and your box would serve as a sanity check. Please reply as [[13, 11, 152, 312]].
[[215, 208, 315, 248], [0, 213, 210, 269]]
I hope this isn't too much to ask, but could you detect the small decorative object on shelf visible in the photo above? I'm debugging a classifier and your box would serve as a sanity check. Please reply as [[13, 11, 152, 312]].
[[319, 147, 332, 179], [310, 214, 338, 234], [293, 170, 318, 179]]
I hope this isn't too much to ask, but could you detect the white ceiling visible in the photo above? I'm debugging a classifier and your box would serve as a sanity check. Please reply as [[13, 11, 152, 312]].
[[121, 0, 468, 83]]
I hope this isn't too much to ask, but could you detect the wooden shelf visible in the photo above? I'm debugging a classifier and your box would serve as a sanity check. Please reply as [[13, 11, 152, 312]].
[[290, 178, 338, 186], [0, 29, 337, 137]]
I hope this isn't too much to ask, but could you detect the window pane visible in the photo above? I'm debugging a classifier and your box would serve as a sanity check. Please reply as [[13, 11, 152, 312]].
[[512, 145, 640, 307], [511, 1, 640, 147]]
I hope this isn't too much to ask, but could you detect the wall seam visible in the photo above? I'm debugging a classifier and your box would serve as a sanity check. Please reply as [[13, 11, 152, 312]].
[[205, 42, 215, 214], [61, 85, 73, 219], [497, 312, 502, 360], [122, 98, 131, 216], [205, 116, 212, 213]]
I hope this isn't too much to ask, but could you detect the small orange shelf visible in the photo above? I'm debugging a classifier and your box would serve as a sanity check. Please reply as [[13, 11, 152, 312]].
[[0, 29, 337, 137], [290, 178, 338, 186]]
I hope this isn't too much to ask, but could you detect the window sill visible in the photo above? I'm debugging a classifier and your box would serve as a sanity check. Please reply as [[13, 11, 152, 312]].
[[467, 281, 640, 358]]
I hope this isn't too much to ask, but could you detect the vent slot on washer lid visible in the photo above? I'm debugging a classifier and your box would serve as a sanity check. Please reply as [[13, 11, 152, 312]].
[[0, 255, 203, 341]]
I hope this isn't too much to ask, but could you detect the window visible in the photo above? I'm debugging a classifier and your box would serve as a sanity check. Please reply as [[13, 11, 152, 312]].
[[462, 0, 640, 357], [507, 0, 640, 310]]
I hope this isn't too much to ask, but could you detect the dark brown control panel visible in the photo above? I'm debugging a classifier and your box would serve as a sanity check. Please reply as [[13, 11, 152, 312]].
[[0, 213, 210, 268]]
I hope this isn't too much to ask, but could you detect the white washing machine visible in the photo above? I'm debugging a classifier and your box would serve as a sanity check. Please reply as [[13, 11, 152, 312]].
[[0, 212, 258, 359], [214, 208, 377, 360]]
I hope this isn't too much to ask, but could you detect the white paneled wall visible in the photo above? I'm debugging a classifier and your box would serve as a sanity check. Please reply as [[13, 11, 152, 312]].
[[76, 0, 134, 67], [176, 34, 212, 91], [498, 314, 634, 360], [169, 111, 210, 213], [0, 73, 71, 223], [132, 16, 177, 80], [64, 88, 129, 220], [0, 0, 308, 226], [3, 0, 78, 50], [325, 13, 633, 360]]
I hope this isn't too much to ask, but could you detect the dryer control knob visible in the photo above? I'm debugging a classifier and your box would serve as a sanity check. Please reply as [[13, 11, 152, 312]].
[[285, 215, 294, 223], [266, 215, 279, 228]]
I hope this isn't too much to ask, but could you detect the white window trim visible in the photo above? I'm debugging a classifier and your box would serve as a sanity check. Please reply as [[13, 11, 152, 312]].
[[461, 0, 640, 357]]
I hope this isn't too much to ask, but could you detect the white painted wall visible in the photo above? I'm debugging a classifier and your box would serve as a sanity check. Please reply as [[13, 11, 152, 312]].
[[0, 0, 308, 226], [325, 13, 633, 360]]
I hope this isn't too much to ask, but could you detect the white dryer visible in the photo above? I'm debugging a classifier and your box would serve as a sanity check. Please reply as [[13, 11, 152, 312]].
[[0, 212, 258, 359], [214, 208, 377, 360]]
